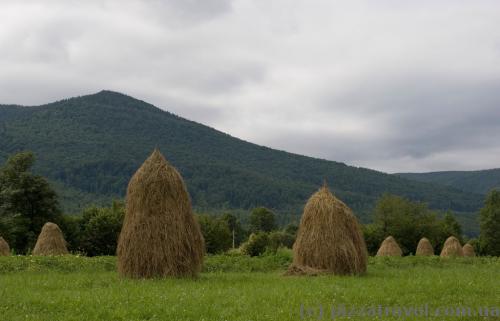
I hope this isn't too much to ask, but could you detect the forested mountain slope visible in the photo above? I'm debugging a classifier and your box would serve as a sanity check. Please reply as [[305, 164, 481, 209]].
[[0, 91, 484, 232], [398, 169, 500, 195]]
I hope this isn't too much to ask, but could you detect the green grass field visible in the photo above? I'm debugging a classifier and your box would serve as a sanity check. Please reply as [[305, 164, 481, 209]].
[[0, 254, 499, 321]]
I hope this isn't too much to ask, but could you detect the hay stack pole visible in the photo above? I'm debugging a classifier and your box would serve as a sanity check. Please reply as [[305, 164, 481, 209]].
[[463, 243, 476, 257], [288, 185, 368, 276], [33, 222, 69, 255], [440, 236, 464, 257], [117, 149, 204, 278], [376, 236, 403, 257], [415, 237, 434, 256], [0, 236, 10, 256]]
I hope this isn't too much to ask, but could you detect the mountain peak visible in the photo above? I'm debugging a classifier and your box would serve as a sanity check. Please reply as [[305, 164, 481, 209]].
[[93, 90, 130, 98], [77, 90, 163, 113]]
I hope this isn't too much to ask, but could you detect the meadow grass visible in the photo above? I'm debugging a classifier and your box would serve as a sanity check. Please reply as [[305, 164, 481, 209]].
[[0, 253, 498, 321]]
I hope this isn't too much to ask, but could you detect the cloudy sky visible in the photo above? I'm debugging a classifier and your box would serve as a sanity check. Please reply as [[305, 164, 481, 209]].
[[1, 0, 499, 173]]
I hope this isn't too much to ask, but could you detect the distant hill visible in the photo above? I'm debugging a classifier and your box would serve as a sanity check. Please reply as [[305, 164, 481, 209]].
[[397, 169, 500, 195], [0, 91, 485, 234]]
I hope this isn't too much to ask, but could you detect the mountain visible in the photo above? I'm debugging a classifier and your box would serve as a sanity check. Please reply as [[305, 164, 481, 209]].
[[397, 169, 500, 195], [0, 91, 485, 234]]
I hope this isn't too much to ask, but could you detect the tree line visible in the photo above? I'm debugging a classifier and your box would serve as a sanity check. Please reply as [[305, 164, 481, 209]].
[[1, 151, 499, 256]]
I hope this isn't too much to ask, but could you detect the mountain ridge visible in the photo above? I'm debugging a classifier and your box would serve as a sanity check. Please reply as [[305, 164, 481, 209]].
[[397, 169, 500, 195], [0, 90, 485, 234]]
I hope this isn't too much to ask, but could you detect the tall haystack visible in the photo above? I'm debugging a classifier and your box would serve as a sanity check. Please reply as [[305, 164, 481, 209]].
[[33, 222, 69, 255], [117, 149, 204, 278], [463, 243, 476, 257], [0, 236, 10, 256], [440, 236, 464, 257], [376, 236, 403, 257], [415, 237, 434, 256], [287, 185, 368, 276]]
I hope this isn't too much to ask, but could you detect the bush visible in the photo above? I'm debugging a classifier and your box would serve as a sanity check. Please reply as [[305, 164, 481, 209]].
[[362, 223, 385, 256], [267, 231, 295, 252], [79, 201, 124, 256], [197, 214, 232, 254], [241, 232, 269, 256]]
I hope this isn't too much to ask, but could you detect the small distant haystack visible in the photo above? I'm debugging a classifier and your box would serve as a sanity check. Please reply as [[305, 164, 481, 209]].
[[117, 150, 204, 279], [463, 243, 476, 257], [440, 236, 464, 257], [376, 236, 403, 257], [415, 237, 434, 256], [287, 185, 368, 276], [0, 236, 10, 256], [33, 222, 69, 255]]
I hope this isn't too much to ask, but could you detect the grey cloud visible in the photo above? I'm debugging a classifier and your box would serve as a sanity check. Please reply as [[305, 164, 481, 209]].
[[1, 0, 500, 173], [138, 0, 234, 27], [309, 72, 500, 162]]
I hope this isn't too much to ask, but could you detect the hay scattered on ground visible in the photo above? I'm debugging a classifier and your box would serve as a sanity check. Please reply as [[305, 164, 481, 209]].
[[376, 236, 403, 257], [288, 185, 368, 276], [33, 222, 69, 256], [0, 236, 10, 256], [463, 243, 476, 257], [440, 236, 464, 257], [284, 264, 328, 276], [415, 237, 434, 256], [117, 149, 204, 279]]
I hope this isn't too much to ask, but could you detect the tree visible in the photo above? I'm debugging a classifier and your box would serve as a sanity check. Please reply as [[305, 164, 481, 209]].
[[0, 151, 62, 252], [197, 214, 232, 254], [440, 211, 463, 241], [59, 214, 83, 252], [249, 207, 276, 233], [79, 201, 124, 256], [480, 190, 500, 256], [372, 194, 454, 255], [220, 212, 247, 247]]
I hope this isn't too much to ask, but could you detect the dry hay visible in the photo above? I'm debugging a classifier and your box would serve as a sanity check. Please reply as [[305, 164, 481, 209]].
[[463, 243, 476, 257], [117, 149, 204, 279], [415, 237, 434, 256], [33, 222, 69, 256], [0, 236, 10, 256], [284, 264, 328, 276], [288, 185, 368, 276], [440, 236, 464, 257], [376, 236, 403, 257]]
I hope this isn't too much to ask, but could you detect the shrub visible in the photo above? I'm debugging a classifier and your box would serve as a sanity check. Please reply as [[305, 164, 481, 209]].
[[241, 232, 269, 257], [268, 231, 295, 252], [79, 202, 124, 256], [197, 214, 232, 254]]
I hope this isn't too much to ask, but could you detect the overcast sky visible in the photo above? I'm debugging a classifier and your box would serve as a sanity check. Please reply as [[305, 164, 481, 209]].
[[1, 0, 499, 173]]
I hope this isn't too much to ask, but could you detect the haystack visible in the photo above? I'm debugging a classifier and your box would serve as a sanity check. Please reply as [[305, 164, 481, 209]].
[[287, 185, 368, 276], [440, 236, 463, 257], [415, 237, 434, 256], [117, 150, 204, 278], [0, 236, 10, 256], [463, 243, 476, 257], [33, 222, 69, 255], [376, 236, 403, 257]]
